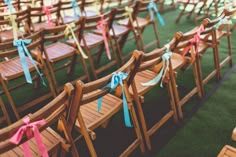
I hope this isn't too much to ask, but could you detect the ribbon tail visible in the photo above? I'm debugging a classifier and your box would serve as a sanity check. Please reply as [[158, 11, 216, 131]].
[[160, 61, 169, 88], [149, 9, 154, 21], [22, 142, 32, 157], [122, 88, 132, 127], [34, 128, 49, 157], [97, 97, 102, 112], [102, 31, 111, 60], [141, 67, 164, 86], [72, 32, 88, 59], [156, 12, 165, 26]]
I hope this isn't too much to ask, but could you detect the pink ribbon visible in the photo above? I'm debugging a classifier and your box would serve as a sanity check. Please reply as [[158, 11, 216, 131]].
[[9, 117, 49, 157], [182, 25, 205, 56], [43, 5, 53, 26], [96, 15, 111, 60]]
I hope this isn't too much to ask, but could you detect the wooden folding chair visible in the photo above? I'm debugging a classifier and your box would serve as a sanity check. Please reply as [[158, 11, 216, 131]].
[[0, 7, 30, 42], [129, 33, 185, 150], [29, 1, 60, 32], [0, 30, 56, 120], [0, 83, 79, 157], [111, 1, 142, 64], [71, 50, 145, 157], [172, 29, 210, 119], [39, 18, 90, 94], [175, 0, 208, 24], [69, 10, 120, 79]]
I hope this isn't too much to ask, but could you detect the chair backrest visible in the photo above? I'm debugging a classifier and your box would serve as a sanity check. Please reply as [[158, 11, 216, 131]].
[[29, 1, 60, 26], [42, 17, 85, 44], [59, 0, 82, 17], [68, 50, 143, 131], [0, 83, 74, 154], [0, 30, 42, 59]]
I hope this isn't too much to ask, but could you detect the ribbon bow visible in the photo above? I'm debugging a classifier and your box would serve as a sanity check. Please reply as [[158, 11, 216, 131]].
[[147, 1, 165, 26], [97, 72, 132, 127], [4, 0, 15, 13], [9, 117, 48, 157], [142, 44, 172, 87], [71, 0, 81, 20], [6, 14, 18, 40], [123, 6, 134, 24], [64, 23, 88, 59], [214, 18, 232, 30], [182, 25, 205, 57], [13, 39, 46, 85], [43, 5, 53, 26], [96, 15, 111, 60]]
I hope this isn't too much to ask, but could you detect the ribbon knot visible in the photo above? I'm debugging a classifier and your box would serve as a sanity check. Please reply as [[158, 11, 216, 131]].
[[123, 6, 134, 24], [4, 0, 15, 13], [64, 23, 88, 59], [43, 5, 53, 26], [142, 44, 172, 87], [214, 18, 232, 30], [9, 116, 49, 157], [97, 72, 132, 127], [182, 25, 205, 57], [71, 0, 81, 20], [13, 39, 46, 85], [147, 1, 165, 26], [96, 15, 111, 60]]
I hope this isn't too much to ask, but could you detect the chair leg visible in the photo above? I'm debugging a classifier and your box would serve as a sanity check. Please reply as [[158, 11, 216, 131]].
[[80, 55, 91, 82], [84, 47, 98, 80], [226, 33, 233, 67], [113, 36, 124, 65], [0, 78, 20, 119], [108, 35, 120, 68], [176, 4, 187, 23], [67, 54, 78, 76], [77, 112, 97, 157], [167, 81, 178, 123], [152, 22, 161, 48], [0, 96, 11, 124]]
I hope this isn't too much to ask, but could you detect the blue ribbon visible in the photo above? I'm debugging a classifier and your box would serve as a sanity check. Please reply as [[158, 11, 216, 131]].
[[13, 39, 46, 86], [71, 0, 81, 20], [97, 72, 132, 127], [147, 1, 165, 26], [141, 44, 172, 87], [4, 0, 15, 13]]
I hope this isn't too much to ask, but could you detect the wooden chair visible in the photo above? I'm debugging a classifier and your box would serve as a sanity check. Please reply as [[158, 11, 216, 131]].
[[29, 1, 60, 32], [39, 18, 90, 94], [68, 10, 120, 79], [111, 1, 142, 64], [71, 50, 145, 157], [129, 33, 185, 150], [175, 0, 208, 24], [0, 83, 80, 157], [79, 0, 101, 17], [218, 145, 236, 157], [0, 7, 30, 42], [118, 0, 163, 51], [172, 28, 210, 119], [0, 30, 56, 120]]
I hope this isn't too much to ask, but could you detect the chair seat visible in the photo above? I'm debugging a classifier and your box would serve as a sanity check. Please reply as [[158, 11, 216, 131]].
[[62, 16, 77, 24], [83, 10, 98, 17], [1, 127, 64, 156], [110, 24, 130, 37], [75, 92, 122, 130], [42, 42, 75, 63], [118, 17, 150, 28], [32, 22, 56, 32], [218, 145, 236, 157], [0, 57, 39, 81], [0, 30, 26, 42]]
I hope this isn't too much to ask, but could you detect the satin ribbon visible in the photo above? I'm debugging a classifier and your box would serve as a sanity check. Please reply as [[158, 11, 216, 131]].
[[147, 1, 165, 26], [9, 116, 48, 157], [97, 72, 132, 127], [96, 15, 111, 60], [71, 0, 81, 20], [42, 5, 53, 26], [142, 44, 171, 87], [182, 25, 205, 57], [6, 14, 18, 40], [4, 0, 15, 13], [214, 18, 232, 29], [64, 23, 88, 59], [123, 6, 134, 24], [13, 39, 46, 85]]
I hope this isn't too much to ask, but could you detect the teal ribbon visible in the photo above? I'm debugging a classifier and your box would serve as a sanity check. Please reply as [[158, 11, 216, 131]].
[[214, 18, 232, 29], [97, 72, 132, 127], [141, 44, 171, 87], [4, 0, 15, 13], [71, 0, 81, 20], [13, 39, 46, 86], [147, 1, 165, 26]]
